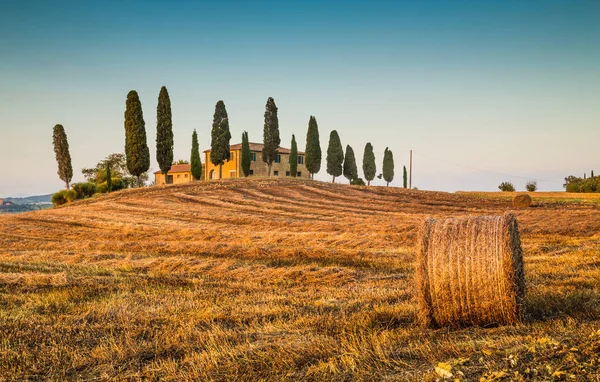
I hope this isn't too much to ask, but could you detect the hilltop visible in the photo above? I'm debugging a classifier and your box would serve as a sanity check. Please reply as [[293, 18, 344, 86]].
[[0, 178, 599, 380]]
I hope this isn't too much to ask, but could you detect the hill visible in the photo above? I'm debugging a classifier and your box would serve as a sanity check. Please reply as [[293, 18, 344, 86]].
[[0, 178, 599, 380], [3, 193, 52, 205]]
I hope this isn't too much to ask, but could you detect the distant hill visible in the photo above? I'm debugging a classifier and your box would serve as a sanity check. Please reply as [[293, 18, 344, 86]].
[[3, 194, 52, 205]]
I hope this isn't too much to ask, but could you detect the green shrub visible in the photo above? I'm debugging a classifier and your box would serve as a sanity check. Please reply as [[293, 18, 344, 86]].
[[96, 183, 109, 194], [498, 182, 515, 192], [51, 190, 68, 207], [65, 190, 77, 203], [96, 178, 125, 194], [73, 182, 97, 199], [350, 178, 366, 186], [564, 176, 600, 193], [525, 181, 537, 192]]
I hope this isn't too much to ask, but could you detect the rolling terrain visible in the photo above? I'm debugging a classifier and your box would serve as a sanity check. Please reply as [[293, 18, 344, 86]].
[[1, 178, 599, 380]]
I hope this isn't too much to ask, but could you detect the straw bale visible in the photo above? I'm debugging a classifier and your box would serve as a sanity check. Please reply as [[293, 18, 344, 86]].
[[512, 194, 532, 208]]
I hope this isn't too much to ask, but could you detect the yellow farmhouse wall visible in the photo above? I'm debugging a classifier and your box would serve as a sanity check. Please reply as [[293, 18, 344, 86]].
[[155, 171, 193, 185], [204, 149, 310, 180]]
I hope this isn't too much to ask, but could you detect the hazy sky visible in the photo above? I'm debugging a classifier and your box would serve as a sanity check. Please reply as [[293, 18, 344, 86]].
[[1, 0, 599, 196]]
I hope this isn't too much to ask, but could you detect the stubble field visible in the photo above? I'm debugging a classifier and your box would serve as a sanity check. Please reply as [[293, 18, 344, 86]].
[[0, 178, 599, 381]]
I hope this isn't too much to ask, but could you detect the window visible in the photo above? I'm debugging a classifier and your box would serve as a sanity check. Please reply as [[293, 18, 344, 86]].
[[166, 175, 174, 184], [177, 174, 181, 178], [297, 172, 302, 177], [184, 174, 188, 178], [251, 152, 256, 161], [274, 170, 279, 176], [229, 170, 236, 178], [249, 169, 254, 175], [275, 154, 281, 163], [298, 155, 304, 165], [230, 152, 235, 161], [286, 171, 290, 176]]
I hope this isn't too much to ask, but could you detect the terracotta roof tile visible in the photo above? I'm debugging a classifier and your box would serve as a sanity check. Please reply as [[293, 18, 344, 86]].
[[153, 164, 191, 175]]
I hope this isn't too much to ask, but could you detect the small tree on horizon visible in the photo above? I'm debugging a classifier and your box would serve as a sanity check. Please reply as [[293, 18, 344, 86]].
[[124, 90, 150, 187], [52, 124, 73, 189], [343, 145, 358, 183], [403, 165, 408, 188], [289, 135, 298, 177], [526, 180, 537, 192], [190, 129, 202, 180], [326, 130, 343, 183], [156, 86, 174, 180], [241, 131, 252, 177], [305, 116, 321, 179], [210, 100, 231, 179], [362, 143, 376, 186], [262, 97, 280, 176], [106, 164, 112, 192], [382, 147, 394, 186]]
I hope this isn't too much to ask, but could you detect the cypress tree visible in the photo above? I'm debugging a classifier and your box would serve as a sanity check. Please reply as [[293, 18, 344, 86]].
[[106, 164, 112, 192], [241, 131, 252, 177], [343, 145, 358, 183], [210, 100, 231, 178], [262, 97, 280, 176], [592, 170, 595, 178], [382, 147, 395, 186], [362, 142, 376, 186], [52, 124, 73, 189], [190, 129, 202, 180], [403, 165, 408, 189], [305, 116, 321, 179], [124, 90, 150, 187], [326, 130, 344, 183], [289, 135, 298, 177], [156, 86, 174, 178]]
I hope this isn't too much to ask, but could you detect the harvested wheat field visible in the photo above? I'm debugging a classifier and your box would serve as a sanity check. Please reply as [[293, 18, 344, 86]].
[[1, 178, 599, 381]]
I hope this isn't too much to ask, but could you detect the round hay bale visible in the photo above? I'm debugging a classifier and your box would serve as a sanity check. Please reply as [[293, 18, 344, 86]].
[[416, 213, 525, 328], [512, 194, 532, 208]]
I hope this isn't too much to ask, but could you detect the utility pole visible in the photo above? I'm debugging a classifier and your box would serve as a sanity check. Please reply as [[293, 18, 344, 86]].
[[409, 150, 413, 190]]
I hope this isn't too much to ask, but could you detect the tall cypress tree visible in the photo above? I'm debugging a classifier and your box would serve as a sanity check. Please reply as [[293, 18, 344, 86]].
[[289, 134, 298, 177], [343, 145, 358, 183], [210, 100, 231, 179], [52, 124, 73, 189], [241, 131, 252, 177], [190, 129, 202, 180], [362, 142, 376, 186], [382, 147, 394, 186], [106, 164, 112, 192], [262, 97, 280, 176], [403, 165, 408, 188], [305, 116, 321, 179], [326, 130, 344, 183], [156, 86, 174, 178], [124, 90, 150, 187], [592, 170, 595, 178]]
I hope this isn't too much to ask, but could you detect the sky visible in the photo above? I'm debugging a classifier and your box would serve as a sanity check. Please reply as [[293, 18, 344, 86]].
[[1, 0, 599, 196]]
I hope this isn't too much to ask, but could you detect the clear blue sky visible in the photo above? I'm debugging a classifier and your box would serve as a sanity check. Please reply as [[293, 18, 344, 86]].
[[1, 0, 599, 196]]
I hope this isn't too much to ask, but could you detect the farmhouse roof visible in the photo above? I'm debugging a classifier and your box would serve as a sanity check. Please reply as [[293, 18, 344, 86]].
[[203, 142, 304, 155], [153, 164, 191, 175]]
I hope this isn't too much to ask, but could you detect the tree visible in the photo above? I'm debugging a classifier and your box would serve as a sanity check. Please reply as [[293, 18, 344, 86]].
[[156, 86, 174, 179], [241, 131, 252, 177], [326, 130, 343, 183], [124, 90, 150, 187], [289, 135, 298, 177], [498, 182, 515, 192], [343, 145, 358, 183], [262, 97, 280, 176], [592, 170, 595, 178], [382, 147, 394, 186], [190, 129, 202, 180], [106, 164, 112, 192], [82, 153, 146, 187], [362, 143, 376, 186], [305, 116, 321, 179], [210, 100, 231, 178], [526, 181, 537, 192], [52, 124, 73, 189], [403, 166, 408, 188]]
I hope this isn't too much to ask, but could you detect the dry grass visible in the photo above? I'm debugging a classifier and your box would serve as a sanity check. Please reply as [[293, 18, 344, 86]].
[[0, 178, 599, 380]]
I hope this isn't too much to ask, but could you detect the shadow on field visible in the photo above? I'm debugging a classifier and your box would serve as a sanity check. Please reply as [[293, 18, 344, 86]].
[[525, 289, 600, 322]]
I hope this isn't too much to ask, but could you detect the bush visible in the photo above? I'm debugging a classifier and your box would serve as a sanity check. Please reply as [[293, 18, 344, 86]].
[[96, 178, 126, 194], [525, 181, 537, 192], [350, 178, 366, 186], [73, 182, 97, 199], [51, 189, 78, 206], [564, 176, 600, 193], [498, 182, 515, 192], [96, 183, 109, 194]]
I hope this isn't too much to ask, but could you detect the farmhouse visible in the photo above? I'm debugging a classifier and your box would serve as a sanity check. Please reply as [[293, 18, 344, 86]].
[[203, 142, 310, 180], [154, 164, 194, 185]]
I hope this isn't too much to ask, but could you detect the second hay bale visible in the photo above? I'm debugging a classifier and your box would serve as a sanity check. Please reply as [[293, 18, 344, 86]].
[[512, 194, 532, 208], [416, 213, 525, 328]]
